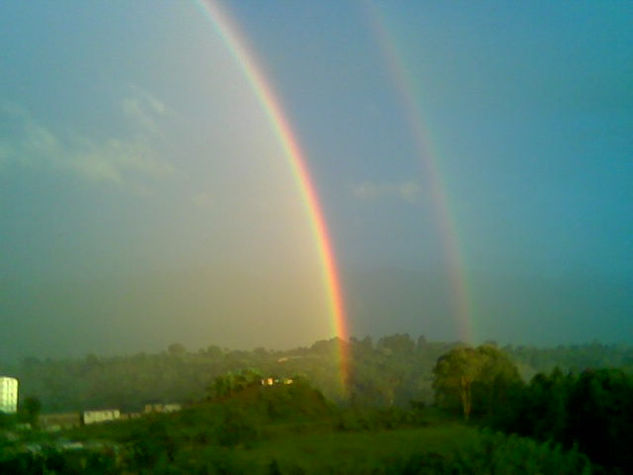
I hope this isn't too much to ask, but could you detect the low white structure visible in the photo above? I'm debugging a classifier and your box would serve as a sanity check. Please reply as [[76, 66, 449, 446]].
[[261, 377, 294, 386], [82, 409, 120, 425], [143, 403, 182, 414], [0, 376, 18, 413]]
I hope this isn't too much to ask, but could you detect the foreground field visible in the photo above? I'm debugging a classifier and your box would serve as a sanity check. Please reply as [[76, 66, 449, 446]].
[[1, 382, 592, 474], [226, 425, 591, 474]]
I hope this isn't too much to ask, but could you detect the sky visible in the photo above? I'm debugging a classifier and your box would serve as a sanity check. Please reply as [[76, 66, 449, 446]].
[[1, 1, 631, 361]]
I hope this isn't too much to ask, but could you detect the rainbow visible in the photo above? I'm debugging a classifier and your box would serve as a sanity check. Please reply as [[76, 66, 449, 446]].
[[193, 1, 350, 384], [363, 2, 473, 343]]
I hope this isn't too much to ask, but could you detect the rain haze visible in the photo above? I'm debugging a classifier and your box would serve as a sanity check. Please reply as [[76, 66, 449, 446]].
[[1, 1, 631, 361]]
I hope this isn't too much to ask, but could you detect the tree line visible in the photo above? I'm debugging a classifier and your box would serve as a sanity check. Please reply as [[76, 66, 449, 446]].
[[433, 344, 633, 473], [4, 334, 632, 414]]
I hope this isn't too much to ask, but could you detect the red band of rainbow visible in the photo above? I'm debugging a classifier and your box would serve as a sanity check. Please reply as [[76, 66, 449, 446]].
[[194, 0, 350, 386]]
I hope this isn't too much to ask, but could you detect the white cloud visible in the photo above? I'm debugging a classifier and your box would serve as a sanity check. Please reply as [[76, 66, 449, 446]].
[[351, 180, 421, 203], [0, 96, 174, 189], [121, 88, 167, 135]]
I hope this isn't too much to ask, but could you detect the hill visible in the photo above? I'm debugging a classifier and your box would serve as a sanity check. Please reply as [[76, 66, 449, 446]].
[[0, 379, 593, 474]]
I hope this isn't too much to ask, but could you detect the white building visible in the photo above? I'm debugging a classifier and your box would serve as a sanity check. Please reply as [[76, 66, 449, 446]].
[[143, 403, 182, 414], [82, 409, 120, 425], [0, 376, 18, 413]]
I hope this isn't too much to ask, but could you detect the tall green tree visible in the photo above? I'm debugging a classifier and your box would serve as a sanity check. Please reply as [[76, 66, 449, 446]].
[[433, 345, 521, 420], [433, 346, 484, 420]]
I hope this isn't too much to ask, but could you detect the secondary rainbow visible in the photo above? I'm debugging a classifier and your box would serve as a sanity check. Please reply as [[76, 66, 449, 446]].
[[193, 1, 350, 381], [364, 2, 474, 343]]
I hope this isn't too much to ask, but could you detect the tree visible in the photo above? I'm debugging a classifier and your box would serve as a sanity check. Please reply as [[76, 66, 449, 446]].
[[167, 343, 186, 356], [432, 345, 521, 420], [474, 344, 523, 417], [378, 334, 415, 355], [207, 369, 262, 399], [19, 396, 41, 428], [205, 345, 223, 359], [433, 346, 484, 420], [566, 368, 633, 471]]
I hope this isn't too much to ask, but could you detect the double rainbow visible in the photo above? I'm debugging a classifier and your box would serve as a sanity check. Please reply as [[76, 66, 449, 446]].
[[194, 1, 350, 383]]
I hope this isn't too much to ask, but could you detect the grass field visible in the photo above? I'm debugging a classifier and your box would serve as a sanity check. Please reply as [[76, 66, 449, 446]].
[[2, 384, 593, 474], [144, 420, 591, 474]]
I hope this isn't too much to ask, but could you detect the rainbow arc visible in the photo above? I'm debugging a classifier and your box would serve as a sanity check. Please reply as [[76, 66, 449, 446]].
[[364, 2, 473, 343], [194, 0, 350, 386]]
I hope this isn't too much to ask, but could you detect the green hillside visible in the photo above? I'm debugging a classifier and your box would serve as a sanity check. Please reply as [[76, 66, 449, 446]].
[[1, 378, 593, 474]]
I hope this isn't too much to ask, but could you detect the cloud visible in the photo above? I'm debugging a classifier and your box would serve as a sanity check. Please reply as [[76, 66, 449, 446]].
[[121, 87, 167, 135], [351, 180, 422, 203], [0, 94, 174, 189]]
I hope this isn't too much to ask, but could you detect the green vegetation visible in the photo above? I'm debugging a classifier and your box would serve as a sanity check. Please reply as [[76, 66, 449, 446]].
[[18, 396, 42, 429], [207, 368, 264, 399], [3, 335, 633, 472], [429, 348, 633, 473], [433, 344, 521, 420], [9, 335, 633, 415], [491, 367, 633, 473], [1, 378, 593, 473], [7, 335, 633, 415]]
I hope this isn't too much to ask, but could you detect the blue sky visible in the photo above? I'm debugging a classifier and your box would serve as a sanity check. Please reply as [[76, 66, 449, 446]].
[[1, 1, 631, 360]]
